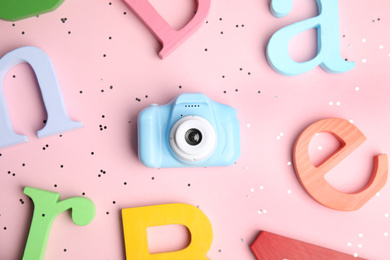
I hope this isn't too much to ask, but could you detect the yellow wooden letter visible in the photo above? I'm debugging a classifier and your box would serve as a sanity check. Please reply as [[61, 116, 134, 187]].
[[122, 203, 213, 259]]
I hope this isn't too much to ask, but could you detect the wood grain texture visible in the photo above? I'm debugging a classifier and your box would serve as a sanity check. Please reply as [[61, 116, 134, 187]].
[[250, 231, 365, 260], [293, 118, 388, 211]]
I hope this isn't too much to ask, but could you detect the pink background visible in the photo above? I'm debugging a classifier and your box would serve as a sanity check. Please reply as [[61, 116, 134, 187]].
[[1, 0, 390, 259]]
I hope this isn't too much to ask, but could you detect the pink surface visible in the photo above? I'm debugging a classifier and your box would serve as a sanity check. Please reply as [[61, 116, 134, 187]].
[[0, 0, 390, 259]]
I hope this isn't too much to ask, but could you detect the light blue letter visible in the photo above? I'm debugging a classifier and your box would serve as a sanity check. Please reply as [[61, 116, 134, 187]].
[[267, 0, 355, 76], [0, 46, 82, 148]]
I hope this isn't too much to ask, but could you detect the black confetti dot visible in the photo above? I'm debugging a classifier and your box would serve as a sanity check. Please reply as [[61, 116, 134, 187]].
[[82, 192, 86, 196], [64, 249, 67, 252], [21, 31, 25, 35], [91, 152, 95, 155], [109, 36, 112, 40], [54, 184, 57, 187], [123, 12, 127, 15], [68, 31, 71, 35], [112, 201, 116, 204], [79, 90, 83, 94], [124, 182, 127, 185], [3, 227, 7, 230], [61, 18, 67, 23], [106, 211, 110, 215], [12, 23, 15, 27], [42, 214, 45, 217]]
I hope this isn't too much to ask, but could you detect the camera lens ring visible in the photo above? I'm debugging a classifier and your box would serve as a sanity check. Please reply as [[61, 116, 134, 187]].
[[169, 116, 217, 162]]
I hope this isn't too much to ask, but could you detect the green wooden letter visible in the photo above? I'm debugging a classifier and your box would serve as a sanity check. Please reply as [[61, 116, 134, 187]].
[[0, 0, 65, 21], [22, 187, 95, 260]]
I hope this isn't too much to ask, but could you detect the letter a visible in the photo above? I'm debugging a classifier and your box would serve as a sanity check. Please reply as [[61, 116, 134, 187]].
[[267, 0, 355, 76], [22, 187, 95, 260], [122, 203, 213, 259], [293, 118, 388, 211], [122, 0, 210, 59], [0, 46, 83, 149]]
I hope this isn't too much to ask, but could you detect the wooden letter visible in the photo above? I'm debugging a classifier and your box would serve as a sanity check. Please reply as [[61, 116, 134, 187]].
[[122, 203, 213, 259], [22, 187, 95, 260], [0, 0, 65, 21], [267, 0, 355, 76], [0, 46, 83, 149], [293, 118, 388, 211], [121, 0, 210, 59], [251, 231, 364, 259]]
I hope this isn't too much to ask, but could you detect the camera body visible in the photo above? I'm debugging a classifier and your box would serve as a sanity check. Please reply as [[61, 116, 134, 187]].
[[138, 93, 240, 168]]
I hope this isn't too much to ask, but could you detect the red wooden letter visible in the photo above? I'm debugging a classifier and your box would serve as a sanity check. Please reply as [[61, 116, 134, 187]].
[[251, 231, 364, 259], [293, 118, 388, 211]]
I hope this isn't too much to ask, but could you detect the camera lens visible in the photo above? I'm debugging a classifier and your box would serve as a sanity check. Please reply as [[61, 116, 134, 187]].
[[185, 129, 202, 146], [170, 116, 217, 162]]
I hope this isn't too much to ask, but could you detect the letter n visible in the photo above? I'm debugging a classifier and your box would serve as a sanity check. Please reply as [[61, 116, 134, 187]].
[[0, 46, 82, 148]]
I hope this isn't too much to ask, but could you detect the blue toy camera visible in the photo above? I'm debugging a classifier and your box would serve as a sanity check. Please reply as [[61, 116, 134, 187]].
[[138, 93, 240, 168]]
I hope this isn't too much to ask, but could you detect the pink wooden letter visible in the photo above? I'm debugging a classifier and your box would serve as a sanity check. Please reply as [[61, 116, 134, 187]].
[[122, 0, 210, 59]]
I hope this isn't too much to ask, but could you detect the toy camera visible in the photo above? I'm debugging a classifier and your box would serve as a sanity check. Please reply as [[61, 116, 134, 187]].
[[138, 93, 240, 168]]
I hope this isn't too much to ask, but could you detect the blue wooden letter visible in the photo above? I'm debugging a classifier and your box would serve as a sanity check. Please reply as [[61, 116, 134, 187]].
[[267, 0, 355, 76], [0, 46, 82, 148]]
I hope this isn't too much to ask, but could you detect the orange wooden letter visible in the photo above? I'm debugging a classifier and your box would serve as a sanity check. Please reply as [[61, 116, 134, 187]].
[[293, 118, 388, 211]]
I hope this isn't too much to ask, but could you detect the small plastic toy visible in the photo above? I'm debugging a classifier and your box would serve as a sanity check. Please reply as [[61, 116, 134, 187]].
[[0, 0, 65, 21], [121, 0, 210, 59], [22, 187, 95, 260], [0, 46, 83, 149], [122, 203, 213, 259], [138, 93, 240, 168], [293, 118, 388, 211], [267, 0, 355, 76], [251, 231, 364, 259]]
